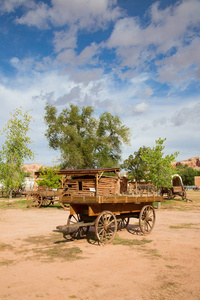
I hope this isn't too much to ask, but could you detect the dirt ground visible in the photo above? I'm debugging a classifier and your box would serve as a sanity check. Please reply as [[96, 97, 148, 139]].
[[0, 191, 200, 300]]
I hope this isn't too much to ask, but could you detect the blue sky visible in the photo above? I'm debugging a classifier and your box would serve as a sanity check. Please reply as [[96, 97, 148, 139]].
[[0, 0, 200, 166]]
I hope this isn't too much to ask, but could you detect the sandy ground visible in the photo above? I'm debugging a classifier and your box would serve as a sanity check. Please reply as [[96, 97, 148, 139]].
[[0, 194, 200, 300]]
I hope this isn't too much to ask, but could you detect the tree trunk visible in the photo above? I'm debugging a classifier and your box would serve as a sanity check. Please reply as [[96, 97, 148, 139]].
[[9, 190, 13, 199], [136, 181, 138, 194]]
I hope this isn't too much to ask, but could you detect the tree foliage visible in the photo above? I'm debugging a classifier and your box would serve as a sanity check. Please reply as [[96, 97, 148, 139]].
[[140, 138, 179, 189], [0, 108, 34, 197], [44, 104, 131, 169], [121, 146, 148, 182], [37, 166, 62, 189], [175, 164, 200, 185]]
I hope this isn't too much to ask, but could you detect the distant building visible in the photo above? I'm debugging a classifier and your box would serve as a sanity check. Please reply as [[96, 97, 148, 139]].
[[194, 176, 200, 187], [23, 177, 35, 191]]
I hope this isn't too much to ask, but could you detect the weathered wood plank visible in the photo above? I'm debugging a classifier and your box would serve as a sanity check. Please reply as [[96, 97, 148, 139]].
[[88, 203, 153, 216], [61, 194, 163, 205]]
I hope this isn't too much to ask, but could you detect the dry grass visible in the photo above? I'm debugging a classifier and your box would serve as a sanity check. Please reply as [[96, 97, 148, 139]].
[[161, 190, 200, 211], [0, 234, 84, 264], [19, 233, 84, 262], [0, 198, 28, 209], [113, 235, 152, 246], [170, 223, 200, 229], [0, 243, 14, 251]]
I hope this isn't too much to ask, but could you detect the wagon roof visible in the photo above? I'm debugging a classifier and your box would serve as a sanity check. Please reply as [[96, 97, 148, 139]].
[[57, 168, 120, 176], [34, 167, 120, 176]]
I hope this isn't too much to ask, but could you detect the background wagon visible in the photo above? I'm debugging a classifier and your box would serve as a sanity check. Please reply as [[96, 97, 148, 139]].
[[26, 186, 65, 208], [160, 174, 187, 200]]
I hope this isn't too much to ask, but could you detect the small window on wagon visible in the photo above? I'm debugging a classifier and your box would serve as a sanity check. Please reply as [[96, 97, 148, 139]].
[[78, 181, 83, 191]]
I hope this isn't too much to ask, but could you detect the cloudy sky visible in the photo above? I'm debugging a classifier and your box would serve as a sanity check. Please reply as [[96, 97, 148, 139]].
[[0, 0, 200, 166]]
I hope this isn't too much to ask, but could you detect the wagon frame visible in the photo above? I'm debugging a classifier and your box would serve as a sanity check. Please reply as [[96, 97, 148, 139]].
[[55, 193, 162, 244]]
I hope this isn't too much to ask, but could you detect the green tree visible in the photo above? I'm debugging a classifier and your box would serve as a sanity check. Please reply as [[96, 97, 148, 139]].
[[176, 164, 200, 185], [121, 147, 148, 182], [44, 104, 131, 169], [140, 138, 179, 189], [0, 108, 34, 198], [37, 166, 62, 189]]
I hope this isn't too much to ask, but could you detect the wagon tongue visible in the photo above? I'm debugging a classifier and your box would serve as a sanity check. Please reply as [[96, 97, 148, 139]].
[[54, 224, 77, 233], [56, 225, 64, 230]]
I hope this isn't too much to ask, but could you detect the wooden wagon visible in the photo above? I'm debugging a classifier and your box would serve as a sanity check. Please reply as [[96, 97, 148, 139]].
[[160, 174, 187, 200], [54, 168, 163, 244], [26, 187, 66, 208]]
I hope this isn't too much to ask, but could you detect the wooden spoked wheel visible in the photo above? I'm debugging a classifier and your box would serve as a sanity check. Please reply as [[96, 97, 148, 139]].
[[67, 214, 89, 239], [95, 211, 117, 244], [59, 192, 70, 210], [167, 189, 174, 199], [182, 190, 187, 200], [139, 205, 155, 235], [27, 194, 42, 208], [59, 200, 68, 210], [117, 217, 129, 230], [41, 197, 52, 207]]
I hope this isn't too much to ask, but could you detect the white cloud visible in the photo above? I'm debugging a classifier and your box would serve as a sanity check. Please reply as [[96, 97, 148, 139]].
[[69, 68, 104, 84], [156, 38, 200, 87], [0, 0, 34, 13], [53, 26, 78, 53], [122, 95, 200, 162], [15, 2, 50, 29], [171, 101, 200, 126], [108, 0, 200, 51], [131, 102, 149, 115], [107, 0, 200, 87], [10, 56, 36, 74], [57, 42, 100, 67], [15, 0, 123, 30], [55, 86, 81, 105]]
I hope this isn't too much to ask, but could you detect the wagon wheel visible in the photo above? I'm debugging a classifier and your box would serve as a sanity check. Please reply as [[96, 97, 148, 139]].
[[182, 190, 187, 200], [167, 189, 174, 199], [59, 192, 70, 210], [59, 200, 68, 210], [139, 205, 155, 235], [95, 211, 117, 244], [41, 197, 52, 207], [117, 217, 129, 230], [27, 193, 42, 208], [67, 214, 89, 239]]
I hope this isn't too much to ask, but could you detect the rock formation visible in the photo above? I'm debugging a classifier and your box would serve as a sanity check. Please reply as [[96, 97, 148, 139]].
[[22, 163, 45, 177], [172, 156, 200, 170]]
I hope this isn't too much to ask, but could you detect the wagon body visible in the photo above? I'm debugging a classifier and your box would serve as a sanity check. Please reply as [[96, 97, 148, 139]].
[[61, 194, 162, 215], [55, 193, 163, 244]]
